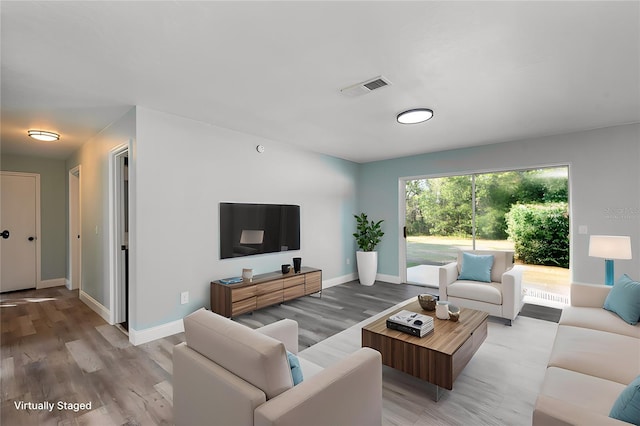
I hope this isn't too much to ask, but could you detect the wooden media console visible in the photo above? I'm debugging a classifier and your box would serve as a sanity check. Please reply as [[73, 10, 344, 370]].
[[210, 267, 322, 317]]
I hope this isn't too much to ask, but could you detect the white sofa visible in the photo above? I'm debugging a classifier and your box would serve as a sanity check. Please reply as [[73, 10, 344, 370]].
[[173, 308, 382, 426], [533, 283, 640, 426], [439, 250, 524, 325]]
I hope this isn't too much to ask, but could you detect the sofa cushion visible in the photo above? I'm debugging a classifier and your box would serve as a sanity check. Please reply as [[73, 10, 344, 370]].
[[286, 351, 304, 385], [298, 357, 323, 380], [457, 250, 514, 283], [447, 281, 502, 305], [458, 252, 494, 282], [610, 375, 640, 424], [540, 367, 627, 418], [604, 274, 640, 325], [560, 306, 640, 339], [548, 325, 640, 385], [183, 308, 293, 399]]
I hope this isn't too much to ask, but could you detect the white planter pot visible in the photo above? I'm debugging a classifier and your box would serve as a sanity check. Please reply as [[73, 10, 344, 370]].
[[356, 251, 378, 286]]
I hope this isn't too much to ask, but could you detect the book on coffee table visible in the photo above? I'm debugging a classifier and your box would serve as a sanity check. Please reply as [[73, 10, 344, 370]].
[[386, 310, 434, 337]]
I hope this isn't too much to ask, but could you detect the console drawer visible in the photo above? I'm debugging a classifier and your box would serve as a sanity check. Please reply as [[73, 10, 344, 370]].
[[305, 271, 322, 294], [231, 285, 256, 302], [232, 296, 256, 315], [256, 291, 283, 309], [283, 284, 305, 301], [283, 275, 305, 288], [256, 280, 283, 296]]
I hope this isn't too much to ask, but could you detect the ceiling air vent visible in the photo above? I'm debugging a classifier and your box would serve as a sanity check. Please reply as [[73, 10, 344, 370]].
[[340, 76, 391, 97]]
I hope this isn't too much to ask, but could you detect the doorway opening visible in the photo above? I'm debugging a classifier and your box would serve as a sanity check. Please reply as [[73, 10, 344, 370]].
[[110, 145, 129, 331], [402, 166, 570, 306], [68, 166, 81, 291]]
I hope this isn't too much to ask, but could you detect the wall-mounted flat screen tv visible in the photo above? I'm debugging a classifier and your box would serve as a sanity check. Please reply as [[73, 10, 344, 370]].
[[219, 203, 300, 259]]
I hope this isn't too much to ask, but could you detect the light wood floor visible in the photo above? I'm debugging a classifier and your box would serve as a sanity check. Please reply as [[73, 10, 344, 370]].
[[1, 282, 558, 425], [0, 281, 429, 425]]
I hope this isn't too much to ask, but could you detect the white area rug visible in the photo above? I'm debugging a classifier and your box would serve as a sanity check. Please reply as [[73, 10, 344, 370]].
[[299, 300, 558, 426]]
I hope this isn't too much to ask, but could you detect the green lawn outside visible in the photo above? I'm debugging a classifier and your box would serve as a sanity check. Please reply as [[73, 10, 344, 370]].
[[406, 236, 514, 267]]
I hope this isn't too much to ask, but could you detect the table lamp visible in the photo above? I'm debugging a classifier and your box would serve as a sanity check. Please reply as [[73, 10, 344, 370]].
[[588, 235, 632, 285]]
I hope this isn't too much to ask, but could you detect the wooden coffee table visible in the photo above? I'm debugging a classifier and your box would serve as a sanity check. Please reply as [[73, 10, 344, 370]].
[[361, 299, 488, 401]]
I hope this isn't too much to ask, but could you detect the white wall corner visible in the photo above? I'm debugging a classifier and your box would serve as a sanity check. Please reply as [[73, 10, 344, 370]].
[[79, 290, 111, 324], [129, 319, 185, 346], [38, 278, 67, 289]]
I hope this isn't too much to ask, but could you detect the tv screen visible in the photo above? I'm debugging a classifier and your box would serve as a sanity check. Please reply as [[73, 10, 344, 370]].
[[219, 203, 300, 259]]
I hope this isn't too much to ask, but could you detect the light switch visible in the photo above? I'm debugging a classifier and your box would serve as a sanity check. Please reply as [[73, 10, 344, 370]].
[[578, 225, 588, 235]]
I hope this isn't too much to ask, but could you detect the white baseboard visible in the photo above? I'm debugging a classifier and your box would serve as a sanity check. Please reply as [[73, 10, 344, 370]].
[[129, 319, 184, 346], [79, 290, 111, 324], [323, 272, 401, 288], [65, 279, 71, 290], [38, 278, 66, 289], [323, 273, 357, 289], [376, 273, 401, 284]]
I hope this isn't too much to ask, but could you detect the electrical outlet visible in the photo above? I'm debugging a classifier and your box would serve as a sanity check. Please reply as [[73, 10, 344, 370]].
[[180, 291, 189, 305], [346, 258, 350, 265]]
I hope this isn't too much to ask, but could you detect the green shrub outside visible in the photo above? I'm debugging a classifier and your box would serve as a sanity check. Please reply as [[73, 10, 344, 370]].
[[506, 203, 569, 268]]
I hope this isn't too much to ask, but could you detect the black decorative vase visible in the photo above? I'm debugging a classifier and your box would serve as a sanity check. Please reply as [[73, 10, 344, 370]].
[[293, 257, 302, 273]]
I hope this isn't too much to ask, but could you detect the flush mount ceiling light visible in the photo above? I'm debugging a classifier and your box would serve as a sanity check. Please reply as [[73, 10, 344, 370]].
[[397, 108, 434, 124], [28, 130, 59, 142]]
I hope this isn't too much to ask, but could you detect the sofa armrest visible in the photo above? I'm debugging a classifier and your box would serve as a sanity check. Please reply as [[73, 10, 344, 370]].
[[256, 319, 299, 354], [501, 265, 524, 320], [438, 262, 459, 300], [533, 394, 631, 426], [570, 283, 611, 308], [254, 348, 382, 426]]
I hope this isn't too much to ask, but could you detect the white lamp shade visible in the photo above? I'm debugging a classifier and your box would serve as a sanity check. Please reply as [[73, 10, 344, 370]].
[[239, 230, 264, 244], [588, 235, 632, 260]]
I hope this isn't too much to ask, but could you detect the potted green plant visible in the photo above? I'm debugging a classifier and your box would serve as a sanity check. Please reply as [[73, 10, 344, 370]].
[[353, 213, 384, 286]]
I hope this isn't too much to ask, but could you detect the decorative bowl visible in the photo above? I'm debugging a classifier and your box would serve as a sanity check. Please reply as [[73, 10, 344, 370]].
[[418, 294, 437, 311], [448, 304, 460, 322]]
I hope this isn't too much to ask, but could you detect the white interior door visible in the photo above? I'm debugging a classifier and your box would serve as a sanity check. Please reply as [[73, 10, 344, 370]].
[[1, 172, 39, 292]]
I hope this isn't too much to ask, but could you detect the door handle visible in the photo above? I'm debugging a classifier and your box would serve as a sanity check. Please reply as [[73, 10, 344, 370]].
[[28, 236, 35, 241], [1, 230, 9, 239]]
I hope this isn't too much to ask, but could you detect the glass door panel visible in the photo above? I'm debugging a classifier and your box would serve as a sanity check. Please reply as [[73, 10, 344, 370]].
[[405, 176, 472, 286]]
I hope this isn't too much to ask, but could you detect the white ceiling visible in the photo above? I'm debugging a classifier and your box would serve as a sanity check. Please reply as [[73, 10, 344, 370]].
[[1, 1, 639, 163]]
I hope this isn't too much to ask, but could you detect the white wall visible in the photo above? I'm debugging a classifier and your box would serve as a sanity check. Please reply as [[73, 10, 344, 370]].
[[66, 108, 136, 309], [69, 106, 638, 342], [131, 107, 359, 332], [358, 123, 640, 285]]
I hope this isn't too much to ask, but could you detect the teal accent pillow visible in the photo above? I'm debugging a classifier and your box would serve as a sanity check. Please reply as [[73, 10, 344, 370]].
[[603, 274, 640, 325], [458, 252, 494, 283], [286, 351, 303, 385], [610, 375, 640, 424]]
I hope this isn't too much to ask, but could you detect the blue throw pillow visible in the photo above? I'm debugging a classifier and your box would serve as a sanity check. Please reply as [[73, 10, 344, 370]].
[[610, 375, 640, 424], [286, 351, 304, 385], [603, 274, 640, 325], [458, 252, 494, 283]]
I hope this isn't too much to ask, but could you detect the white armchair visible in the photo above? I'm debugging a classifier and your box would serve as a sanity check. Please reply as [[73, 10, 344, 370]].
[[438, 250, 524, 325], [173, 308, 382, 426]]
